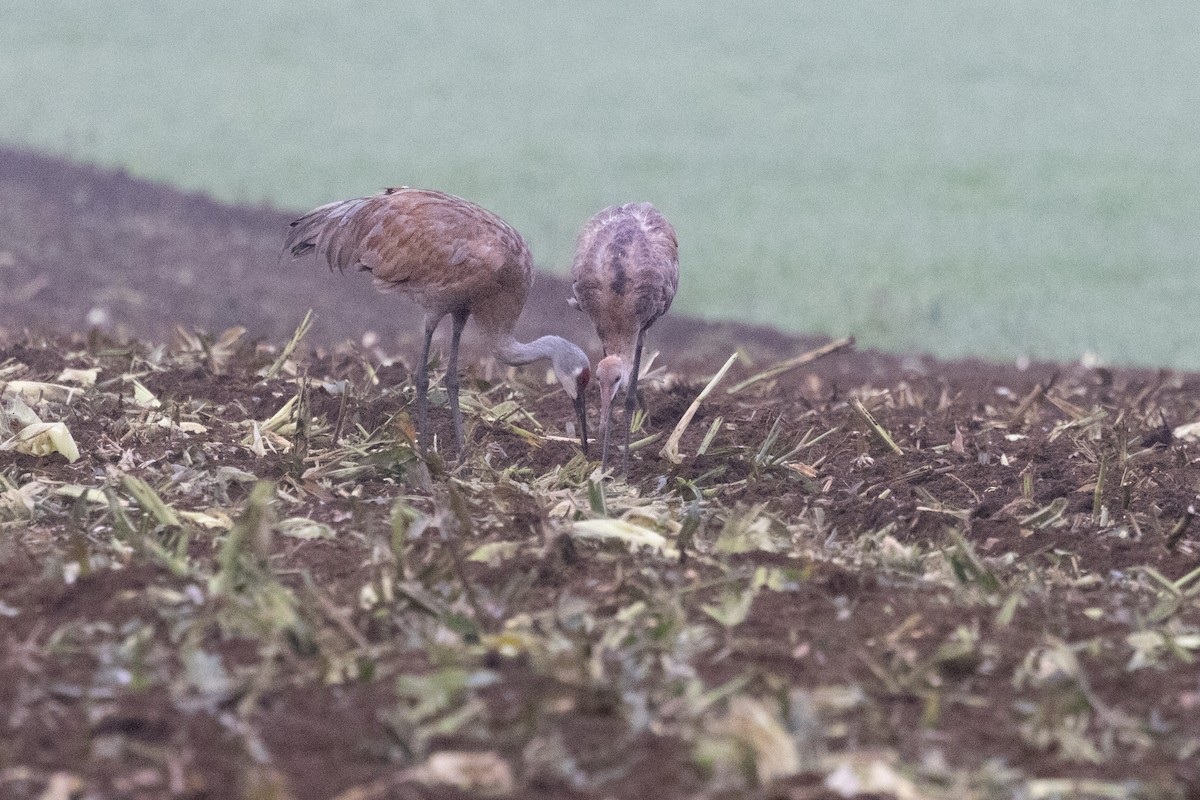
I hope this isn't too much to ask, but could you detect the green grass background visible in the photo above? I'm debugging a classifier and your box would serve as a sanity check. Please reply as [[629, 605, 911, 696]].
[[3, 1, 1199, 367]]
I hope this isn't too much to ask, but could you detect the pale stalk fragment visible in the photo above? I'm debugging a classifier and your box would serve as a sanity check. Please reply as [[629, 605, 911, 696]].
[[660, 352, 738, 464], [1, 380, 79, 405], [262, 308, 316, 379], [850, 397, 904, 456], [1, 422, 81, 462], [725, 336, 853, 395]]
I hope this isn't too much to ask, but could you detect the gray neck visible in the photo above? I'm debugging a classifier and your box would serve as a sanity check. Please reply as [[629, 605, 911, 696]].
[[495, 334, 571, 367]]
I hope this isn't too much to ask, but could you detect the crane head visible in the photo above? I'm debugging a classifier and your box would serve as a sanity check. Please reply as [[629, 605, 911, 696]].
[[595, 355, 630, 461], [550, 341, 592, 456], [595, 355, 627, 407], [594, 355, 633, 471]]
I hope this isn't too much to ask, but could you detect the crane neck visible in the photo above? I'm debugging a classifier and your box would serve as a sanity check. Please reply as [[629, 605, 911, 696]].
[[494, 334, 570, 367]]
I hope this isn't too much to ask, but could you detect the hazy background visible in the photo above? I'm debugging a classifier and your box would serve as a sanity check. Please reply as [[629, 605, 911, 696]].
[[2, 1, 1198, 367]]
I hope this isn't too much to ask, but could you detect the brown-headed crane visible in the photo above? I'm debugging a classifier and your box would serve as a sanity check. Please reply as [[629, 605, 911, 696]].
[[569, 202, 679, 474], [285, 188, 591, 457]]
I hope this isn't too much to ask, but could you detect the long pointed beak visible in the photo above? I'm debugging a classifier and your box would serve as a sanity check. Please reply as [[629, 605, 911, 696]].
[[573, 390, 589, 457], [598, 392, 613, 472]]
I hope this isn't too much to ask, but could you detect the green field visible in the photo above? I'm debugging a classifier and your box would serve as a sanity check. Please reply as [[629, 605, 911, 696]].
[[3, 1, 1200, 367]]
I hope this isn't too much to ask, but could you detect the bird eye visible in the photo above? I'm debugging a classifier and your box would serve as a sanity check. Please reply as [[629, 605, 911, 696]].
[[577, 368, 591, 390]]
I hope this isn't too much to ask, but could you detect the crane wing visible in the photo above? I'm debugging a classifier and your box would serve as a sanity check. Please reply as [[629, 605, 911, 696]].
[[569, 201, 679, 346], [285, 188, 530, 299]]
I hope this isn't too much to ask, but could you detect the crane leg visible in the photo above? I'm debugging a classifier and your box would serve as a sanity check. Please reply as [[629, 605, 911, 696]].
[[415, 318, 440, 455], [621, 328, 646, 476], [446, 309, 469, 454], [600, 414, 611, 473]]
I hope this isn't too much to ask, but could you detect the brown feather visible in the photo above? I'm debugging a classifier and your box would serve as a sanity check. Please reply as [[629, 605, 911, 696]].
[[285, 188, 533, 334], [569, 202, 679, 362], [285, 187, 592, 457], [569, 202, 679, 472]]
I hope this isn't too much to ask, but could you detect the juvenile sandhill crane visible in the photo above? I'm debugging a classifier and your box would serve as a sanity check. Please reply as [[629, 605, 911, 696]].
[[285, 188, 591, 456], [569, 203, 678, 474]]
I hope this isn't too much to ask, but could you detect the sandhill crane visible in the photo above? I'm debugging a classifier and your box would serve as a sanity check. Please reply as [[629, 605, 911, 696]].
[[285, 188, 591, 456], [569, 203, 678, 474]]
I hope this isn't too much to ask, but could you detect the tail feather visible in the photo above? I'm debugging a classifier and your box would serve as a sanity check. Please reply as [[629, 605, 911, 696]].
[[283, 197, 375, 272], [288, 239, 316, 257]]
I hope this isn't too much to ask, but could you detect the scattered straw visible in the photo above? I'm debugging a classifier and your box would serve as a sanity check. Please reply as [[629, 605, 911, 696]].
[[262, 308, 316, 379], [726, 336, 853, 395], [661, 352, 739, 464], [850, 397, 904, 456]]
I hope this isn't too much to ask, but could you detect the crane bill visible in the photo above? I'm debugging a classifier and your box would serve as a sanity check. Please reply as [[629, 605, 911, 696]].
[[573, 391, 589, 456]]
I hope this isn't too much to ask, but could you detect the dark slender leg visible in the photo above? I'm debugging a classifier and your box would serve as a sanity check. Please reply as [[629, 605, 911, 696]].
[[621, 328, 646, 476], [601, 414, 612, 473], [416, 318, 439, 455], [446, 309, 469, 454]]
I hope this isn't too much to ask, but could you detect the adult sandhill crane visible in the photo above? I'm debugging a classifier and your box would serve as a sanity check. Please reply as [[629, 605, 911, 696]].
[[569, 202, 678, 474], [285, 188, 591, 456]]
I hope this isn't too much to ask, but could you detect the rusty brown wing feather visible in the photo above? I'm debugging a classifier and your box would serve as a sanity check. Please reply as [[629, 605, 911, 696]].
[[639, 205, 679, 325], [568, 205, 629, 317], [569, 203, 678, 338], [286, 189, 532, 304], [570, 204, 631, 274], [285, 196, 377, 273]]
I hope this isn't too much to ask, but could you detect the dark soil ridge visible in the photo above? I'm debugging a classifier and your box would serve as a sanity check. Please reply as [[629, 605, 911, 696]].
[[0, 146, 807, 365], [0, 144, 1066, 393]]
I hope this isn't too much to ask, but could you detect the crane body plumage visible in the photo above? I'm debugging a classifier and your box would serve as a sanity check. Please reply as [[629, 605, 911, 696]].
[[570, 202, 679, 473], [285, 188, 591, 455]]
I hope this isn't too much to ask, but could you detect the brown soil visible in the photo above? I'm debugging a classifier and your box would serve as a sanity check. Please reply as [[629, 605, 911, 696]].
[[0, 146, 822, 376], [2, 148, 1200, 800]]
